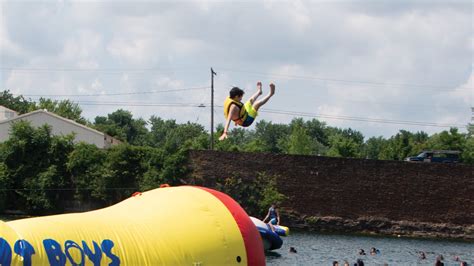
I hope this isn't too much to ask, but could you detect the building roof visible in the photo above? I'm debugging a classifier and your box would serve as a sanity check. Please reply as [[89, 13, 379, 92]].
[[0, 109, 107, 137], [0, 105, 18, 113]]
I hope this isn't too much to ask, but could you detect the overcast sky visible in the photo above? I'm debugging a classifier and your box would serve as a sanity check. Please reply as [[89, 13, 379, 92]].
[[0, 0, 472, 138]]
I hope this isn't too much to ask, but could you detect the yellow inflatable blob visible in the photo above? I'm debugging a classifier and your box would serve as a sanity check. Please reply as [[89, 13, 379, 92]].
[[0, 186, 265, 266]]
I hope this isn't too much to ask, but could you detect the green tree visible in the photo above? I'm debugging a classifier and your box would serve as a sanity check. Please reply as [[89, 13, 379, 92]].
[[253, 120, 290, 153], [36, 98, 87, 124], [257, 174, 287, 214], [279, 123, 315, 155], [157, 148, 191, 186], [242, 138, 268, 153], [425, 128, 465, 151], [462, 136, 474, 164], [380, 130, 415, 160], [327, 133, 360, 158], [162, 122, 207, 153], [148, 116, 178, 147], [215, 173, 286, 217], [229, 128, 253, 149], [305, 119, 330, 146], [94, 109, 148, 145], [67, 143, 106, 201], [100, 144, 150, 203], [0, 162, 11, 212], [1, 121, 74, 213], [467, 123, 474, 137], [139, 148, 165, 191], [0, 90, 35, 114], [214, 124, 258, 151], [363, 136, 387, 159]]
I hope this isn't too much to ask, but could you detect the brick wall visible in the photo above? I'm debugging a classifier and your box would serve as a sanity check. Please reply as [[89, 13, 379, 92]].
[[189, 150, 474, 225]]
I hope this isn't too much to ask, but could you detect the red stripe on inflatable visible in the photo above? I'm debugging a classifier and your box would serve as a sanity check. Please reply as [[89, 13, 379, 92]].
[[198, 187, 265, 266]]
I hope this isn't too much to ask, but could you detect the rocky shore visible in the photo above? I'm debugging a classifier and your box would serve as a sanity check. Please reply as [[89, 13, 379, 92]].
[[284, 211, 474, 241]]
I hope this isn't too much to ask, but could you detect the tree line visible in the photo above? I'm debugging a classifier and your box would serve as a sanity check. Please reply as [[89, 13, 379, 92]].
[[0, 90, 472, 215], [1, 90, 472, 163], [217, 118, 473, 163]]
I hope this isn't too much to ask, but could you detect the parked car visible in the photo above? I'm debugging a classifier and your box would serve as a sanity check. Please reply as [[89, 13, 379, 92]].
[[405, 150, 460, 163]]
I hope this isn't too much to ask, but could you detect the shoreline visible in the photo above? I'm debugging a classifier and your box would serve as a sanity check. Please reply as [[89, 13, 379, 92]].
[[288, 227, 474, 244], [284, 212, 474, 242]]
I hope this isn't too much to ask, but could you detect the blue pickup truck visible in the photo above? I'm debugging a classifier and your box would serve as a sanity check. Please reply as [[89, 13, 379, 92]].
[[405, 150, 460, 163]]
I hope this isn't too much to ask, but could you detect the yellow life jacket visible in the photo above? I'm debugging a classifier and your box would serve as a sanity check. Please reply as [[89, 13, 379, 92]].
[[224, 97, 247, 125]]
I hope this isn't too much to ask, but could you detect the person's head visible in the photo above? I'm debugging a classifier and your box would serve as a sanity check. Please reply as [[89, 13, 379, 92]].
[[356, 259, 364, 266], [370, 247, 379, 255], [229, 87, 244, 101], [332, 261, 339, 266], [343, 260, 350, 266]]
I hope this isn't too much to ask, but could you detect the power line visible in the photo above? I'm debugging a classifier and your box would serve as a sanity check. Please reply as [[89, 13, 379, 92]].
[[262, 109, 466, 128], [77, 101, 204, 107], [18, 87, 470, 112], [212, 104, 466, 128], [327, 98, 470, 111], [22, 90, 470, 111], [3, 65, 471, 91], [19, 87, 209, 97], [0, 66, 202, 73], [66, 100, 467, 128], [3, 97, 467, 128], [263, 109, 465, 127], [217, 67, 472, 92]]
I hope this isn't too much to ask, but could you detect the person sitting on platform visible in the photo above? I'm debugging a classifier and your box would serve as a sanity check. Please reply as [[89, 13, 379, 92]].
[[263, 203, 280, 231]]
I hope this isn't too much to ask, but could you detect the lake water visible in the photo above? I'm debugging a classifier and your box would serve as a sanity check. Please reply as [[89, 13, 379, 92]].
[[2, 217, 472, 265], [266, 231, 473, 265]]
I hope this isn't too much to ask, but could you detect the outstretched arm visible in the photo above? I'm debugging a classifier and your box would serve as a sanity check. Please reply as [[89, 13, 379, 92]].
[[219, 116, 232, 140], [276, 209, 280, 225], [219, 105, 238, 140], [263, 210, 270, 223]]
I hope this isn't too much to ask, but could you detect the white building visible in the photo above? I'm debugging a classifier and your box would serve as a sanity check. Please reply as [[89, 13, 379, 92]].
[[0, 108, 120, 149], [0, 106, 18, 121]]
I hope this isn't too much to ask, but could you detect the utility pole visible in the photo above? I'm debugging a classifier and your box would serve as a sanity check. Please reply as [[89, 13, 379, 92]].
[[210, 68, 217, 150]]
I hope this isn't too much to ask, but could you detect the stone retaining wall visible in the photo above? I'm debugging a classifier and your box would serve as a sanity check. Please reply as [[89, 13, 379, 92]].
[[189, 150, 474, 239]]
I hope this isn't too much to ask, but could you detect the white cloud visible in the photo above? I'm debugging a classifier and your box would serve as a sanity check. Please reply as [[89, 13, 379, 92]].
[[107, 37, 156, 65], [0, 3, 22, 56], [77, 78, 103, 95], [448, 72, 473, 105], [316, 104, 346, 127], [1, 0, 471, 137]]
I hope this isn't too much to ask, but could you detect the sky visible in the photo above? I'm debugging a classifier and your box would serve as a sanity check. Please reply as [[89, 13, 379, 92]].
[[0, 0, 472, 138]]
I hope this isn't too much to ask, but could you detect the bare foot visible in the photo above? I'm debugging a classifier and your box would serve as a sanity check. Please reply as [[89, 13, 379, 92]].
[[269, 83, 275, 95], [257, 81, 262, 95]]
